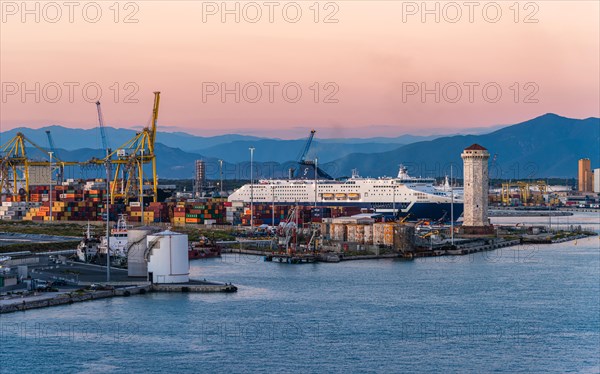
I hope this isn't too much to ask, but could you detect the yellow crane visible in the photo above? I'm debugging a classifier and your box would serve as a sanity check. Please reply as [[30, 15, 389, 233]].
[[0, 133, 78, 200], [83, 92, 160, 203], [398, 213, 413, 224], [1, 91, 161, 204], [501, 180, 548, 205], [419, 230, 439, 239], [108, 91, 160, 203]]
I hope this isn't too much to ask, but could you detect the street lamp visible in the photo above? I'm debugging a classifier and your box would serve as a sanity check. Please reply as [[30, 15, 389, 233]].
[[249, 147, 255, 228], [105, 148, 112, 282], [219, 159, 224, 195], [314, 158, 318, 209], [392, 183, 396, 220], [140, 149, 144, 224], [450, 164, 454, 246], [48, 152, 53, 222], [272, 185, 275, 228]]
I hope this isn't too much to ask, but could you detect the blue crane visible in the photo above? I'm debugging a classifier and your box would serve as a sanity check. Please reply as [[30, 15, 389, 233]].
[[45, 130, 64, 184], [294, 129, 333, 180], [297, 129, 316, 163], [95, 101, 110, 154]]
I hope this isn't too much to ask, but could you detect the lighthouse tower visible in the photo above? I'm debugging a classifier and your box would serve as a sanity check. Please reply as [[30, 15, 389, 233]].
[[461, 144, 492, 233]]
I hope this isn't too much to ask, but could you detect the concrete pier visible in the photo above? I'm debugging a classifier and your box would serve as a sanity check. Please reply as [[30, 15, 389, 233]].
[[0, 280, 238, 314]]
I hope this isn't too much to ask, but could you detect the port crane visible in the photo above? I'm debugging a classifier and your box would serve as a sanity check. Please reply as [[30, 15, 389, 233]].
[[45, 130, 64, 184], [501, 180, 548, 205], [297, 129, 315, 164], [294, 129, 333, 180], [0, 132, 80, 200], [95, 101, 110, 152], [0, 91, 162, 204], [87, 92, 161, 203], [277, 204, 299, 254]]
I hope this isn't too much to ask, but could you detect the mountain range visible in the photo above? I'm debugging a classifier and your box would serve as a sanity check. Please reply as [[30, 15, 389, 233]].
[[1, 113, 598, 179]]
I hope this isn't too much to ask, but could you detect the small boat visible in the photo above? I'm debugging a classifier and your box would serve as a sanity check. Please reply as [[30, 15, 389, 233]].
[[348, 193, 360, 200], [335, 193, 347, 200], [189, 236, 221, 260]]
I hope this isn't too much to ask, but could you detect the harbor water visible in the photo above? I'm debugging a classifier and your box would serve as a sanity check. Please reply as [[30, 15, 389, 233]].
[[1, 213, 599, 373]]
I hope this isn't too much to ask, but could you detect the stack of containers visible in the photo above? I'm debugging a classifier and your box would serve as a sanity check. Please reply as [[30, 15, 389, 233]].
[[147, 202, 168, 223], [126, 202, 142, 222], [124, 202, 168, 223], [240, 204, 291, 226], [168, 199, 227, 225], [0, 201, 35, 220], [225, 201, 244, 225], [184, 202, 223, 224], [22, 200, 101, 221], [173, 203, 186, 225]]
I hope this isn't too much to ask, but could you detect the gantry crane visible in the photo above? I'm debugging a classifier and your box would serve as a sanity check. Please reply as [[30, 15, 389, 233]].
[[0, 133, 78, 200], [501, 180, 548, 205], [87, 92, 161, 203], [0, 91, 161, 204]]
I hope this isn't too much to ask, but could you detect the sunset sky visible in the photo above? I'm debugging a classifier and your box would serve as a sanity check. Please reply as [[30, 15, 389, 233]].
[[1, 1, 598, 138]]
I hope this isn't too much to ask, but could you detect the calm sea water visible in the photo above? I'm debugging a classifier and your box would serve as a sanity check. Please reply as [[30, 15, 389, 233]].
[[1, 213, 599, 373]]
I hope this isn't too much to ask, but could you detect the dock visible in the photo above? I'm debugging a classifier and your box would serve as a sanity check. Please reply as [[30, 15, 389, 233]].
[[1, 260, 238, 314]]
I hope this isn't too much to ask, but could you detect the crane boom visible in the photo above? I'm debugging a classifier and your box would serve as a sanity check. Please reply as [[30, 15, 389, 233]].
[[150, 92, 160, 148], [95, 101, 109, 153], [45, 130, 57, 156], [45, 130, 64, 183], [298, 129, 315, 163]]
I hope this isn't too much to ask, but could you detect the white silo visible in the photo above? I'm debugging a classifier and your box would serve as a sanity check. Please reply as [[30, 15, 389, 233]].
[[146, 230, 189, 284], [127, 227, 156, 277]]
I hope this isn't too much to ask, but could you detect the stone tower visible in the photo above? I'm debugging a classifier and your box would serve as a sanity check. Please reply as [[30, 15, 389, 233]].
[[461, 144, 490, 229]]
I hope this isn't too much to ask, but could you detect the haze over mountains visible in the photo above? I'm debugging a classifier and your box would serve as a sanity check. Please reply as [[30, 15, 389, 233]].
[[1, 114, 597, 179]]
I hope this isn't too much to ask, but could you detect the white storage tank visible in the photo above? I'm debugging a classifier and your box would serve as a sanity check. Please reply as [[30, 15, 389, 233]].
[[127, 227, 156, 277], [146, 230, 189, 284]]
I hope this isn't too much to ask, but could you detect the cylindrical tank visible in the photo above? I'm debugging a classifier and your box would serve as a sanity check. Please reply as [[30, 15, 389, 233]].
[[127, 228, 154, 277], [146, 230, 189, 284]]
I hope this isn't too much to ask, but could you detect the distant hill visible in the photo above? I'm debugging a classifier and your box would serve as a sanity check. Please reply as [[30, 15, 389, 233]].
[[0, 125, 263, 152], [329, 114, 600, 179], [0, 125, 433, 164], [193, 139, 403, 163], [2, 114, 597, 179]]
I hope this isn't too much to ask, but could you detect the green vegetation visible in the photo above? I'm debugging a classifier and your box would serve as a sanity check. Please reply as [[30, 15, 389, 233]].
[[0, 240, 80, 254], [0, 220, 86, 237]]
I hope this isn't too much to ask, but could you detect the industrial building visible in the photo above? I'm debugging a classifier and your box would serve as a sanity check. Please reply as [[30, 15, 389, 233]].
[[194, 160, 206, 197], [578, 158, 593, 192]]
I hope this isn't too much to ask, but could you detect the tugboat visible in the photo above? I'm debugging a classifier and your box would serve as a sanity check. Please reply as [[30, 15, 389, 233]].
[[96, 214, 131, 267], [188, 236, 221, 260]]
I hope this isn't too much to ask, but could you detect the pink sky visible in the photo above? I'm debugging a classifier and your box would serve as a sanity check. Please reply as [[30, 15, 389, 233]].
[[1, 1, 598, 138]]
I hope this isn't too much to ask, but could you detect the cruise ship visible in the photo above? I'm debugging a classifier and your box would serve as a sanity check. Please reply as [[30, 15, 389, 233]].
[[228, 165, 463, 221]]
